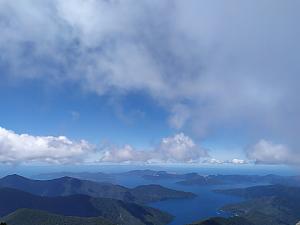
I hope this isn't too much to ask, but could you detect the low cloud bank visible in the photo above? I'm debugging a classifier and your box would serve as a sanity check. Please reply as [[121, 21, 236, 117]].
[[2, 126, 296, 166], [100, 133, 208, 163], [0, 127, 208, 164], [203, 158, 247, 165], [0, 127, 94, 164]]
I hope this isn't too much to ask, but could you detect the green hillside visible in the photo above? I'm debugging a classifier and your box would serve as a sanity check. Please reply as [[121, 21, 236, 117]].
[[0, 187, 173, 225], [213, 185, 300, 225], [2, 208, 115, 225], [190, 216, 254, 225]]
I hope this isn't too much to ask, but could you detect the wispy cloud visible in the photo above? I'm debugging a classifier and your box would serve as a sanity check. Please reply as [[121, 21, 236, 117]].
[[246, 139, 300, 165], [0, 1, 300, 165]]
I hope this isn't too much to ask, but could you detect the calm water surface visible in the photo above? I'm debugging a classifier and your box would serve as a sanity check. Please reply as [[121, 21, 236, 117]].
[[114, 175, 260, 225]]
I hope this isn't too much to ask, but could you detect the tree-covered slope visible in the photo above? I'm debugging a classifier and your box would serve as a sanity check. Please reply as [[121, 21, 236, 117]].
[[189, 216, 254, 225], [212, 185, 300, 225], [0, 187, 173, 225], [1, 208, 115, 225]]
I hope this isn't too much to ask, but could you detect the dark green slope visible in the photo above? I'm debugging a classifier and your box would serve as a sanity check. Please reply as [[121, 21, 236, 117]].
[[0, 174, 194, 203], [129, 184, 196, 203], [215, 184, 300, 199], [189, 216, 254, 225], [2, 208, 115, 225], [214, 185, 300, 225], [222, 197, 300, 225], [0, 188, 173, 225]]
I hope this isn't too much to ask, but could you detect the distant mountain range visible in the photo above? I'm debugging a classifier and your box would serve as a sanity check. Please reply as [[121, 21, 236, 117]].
[[38, 170, 300, 187], [177, 174, 300, 186], [34, 172, 114, 182], [0, 187, 173, 225], [36, 169, 300, 188], [0, 174, 195, 204]]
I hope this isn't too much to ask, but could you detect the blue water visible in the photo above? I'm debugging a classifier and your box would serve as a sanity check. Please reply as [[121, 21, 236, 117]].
[[149, 184, 243, 225], [112, 175, 262, 225], [3, 165, 297, 225]]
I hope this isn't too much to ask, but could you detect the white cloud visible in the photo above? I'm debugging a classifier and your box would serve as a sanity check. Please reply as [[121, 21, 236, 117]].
[[203, 158, 224, 164], [1, 0, 300, 162], [203, 158, 247, 165], [157, 133, 208, 163], [246, 139, 299, 165], [0, 127, 208, 165], [230, 158, 247, 164], [100, 145, 149, 163], [99, 133, 208, 163], [0, 127, 94, 164]]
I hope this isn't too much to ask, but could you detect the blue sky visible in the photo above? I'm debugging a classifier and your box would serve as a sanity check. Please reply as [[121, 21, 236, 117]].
[[0, 79, 171, 147], [0, 0, 300, 167]]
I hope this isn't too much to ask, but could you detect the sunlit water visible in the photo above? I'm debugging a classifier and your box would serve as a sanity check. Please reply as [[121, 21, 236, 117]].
[[113, 175, 266, 225]]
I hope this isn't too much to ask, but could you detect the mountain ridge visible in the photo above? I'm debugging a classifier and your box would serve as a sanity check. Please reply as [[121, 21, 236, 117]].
[[0, 187, 173, 225], [0, 174, 195, 204]]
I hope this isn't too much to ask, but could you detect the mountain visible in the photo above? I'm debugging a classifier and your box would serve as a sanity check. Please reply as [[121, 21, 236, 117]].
[[189, 216, 254, 225], [143, 172, 200, 181], [215, 184, 300, 199], [177, 174, 298, 186], [0, 174, 195, 204], [37, 170, 300, 187], [213, 185, 300, 225], [177, 175, 223, 185], [129, 184, 195, 202], [1, 208, 115, 225], [120, 170, 160, 176], [38, 170, 201, 182], [121, 170, 195, 179], [0, 187, 173, 225], [35, 172, 113, 182]]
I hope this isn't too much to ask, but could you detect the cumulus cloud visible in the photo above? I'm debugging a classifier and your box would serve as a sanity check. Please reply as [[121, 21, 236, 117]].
[[100, 133, 208, 163], [100, 145, 149, 163], [0, 127, 94, 164], [203, 158, 247, 165], [246, 139, 300, 165], [0, 127, 207, 164], [230, 158, 247, 164], [156, 133, 208, 163], [1, 1, 300, 164]]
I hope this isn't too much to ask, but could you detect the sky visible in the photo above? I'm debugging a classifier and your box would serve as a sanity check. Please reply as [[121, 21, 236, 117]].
[[0, 0, 300, 168]]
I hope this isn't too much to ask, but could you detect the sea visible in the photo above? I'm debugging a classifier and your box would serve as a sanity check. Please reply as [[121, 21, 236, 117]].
[[0, 164, 298, 225]]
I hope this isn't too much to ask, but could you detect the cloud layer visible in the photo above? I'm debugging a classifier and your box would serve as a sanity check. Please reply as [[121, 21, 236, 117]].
[[203, 158, 247, 165], [0, 127, 208, 164], [1, 1, 300, 164], [0, 127, 94, 164], [100, 133, 208, 163]]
